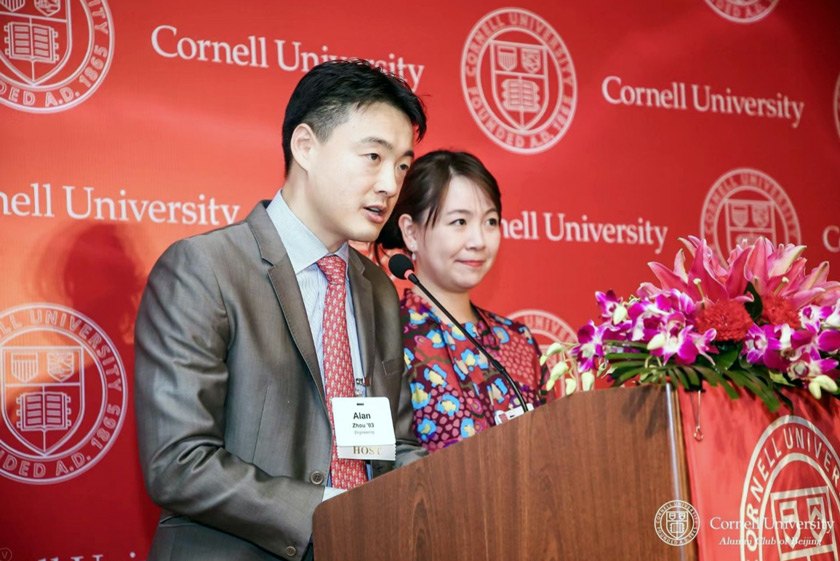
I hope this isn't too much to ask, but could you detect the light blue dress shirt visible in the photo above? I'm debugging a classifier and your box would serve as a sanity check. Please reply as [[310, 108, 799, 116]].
[[266, 190, 366, 396], [265, 190, 369, 499]]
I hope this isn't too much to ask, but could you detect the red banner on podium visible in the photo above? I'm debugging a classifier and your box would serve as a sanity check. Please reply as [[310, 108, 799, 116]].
[[679, 388, 840, 561]]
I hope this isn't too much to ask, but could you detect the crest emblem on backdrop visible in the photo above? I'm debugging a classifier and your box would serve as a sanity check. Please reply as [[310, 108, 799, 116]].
[[490, 42, 550, 131], [0, 304, 126, 484], [0, 0, 113, 112], [700, 168, 801, 262], [740, 416, 840, 561], [508, 309, 578, 394], [705, 0, 780, 24], [3, 345, 84, 457], [508, 309, 576, 354], [461, 8, 577, 154]]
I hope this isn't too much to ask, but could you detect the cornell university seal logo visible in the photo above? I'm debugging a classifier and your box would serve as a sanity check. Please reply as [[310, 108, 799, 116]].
[[461, 8, 577, 154], [508, 309, 576, 354], [700, 167, 800, 262], [0, 0, 114, 112], [508, 309, 578, 396], [739, 416, 840, 561], [655, 500, 701, 546], [0, 303, 126, 484], [705, 0, 780, 24]]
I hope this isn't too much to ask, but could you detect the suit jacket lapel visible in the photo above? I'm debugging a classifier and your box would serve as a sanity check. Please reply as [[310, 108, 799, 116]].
[[247, 202, 325, 400], [348, 249, 375, 390]]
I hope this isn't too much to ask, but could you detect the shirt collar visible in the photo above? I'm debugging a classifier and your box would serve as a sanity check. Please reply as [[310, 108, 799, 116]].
[[266, 189, 349, 274]]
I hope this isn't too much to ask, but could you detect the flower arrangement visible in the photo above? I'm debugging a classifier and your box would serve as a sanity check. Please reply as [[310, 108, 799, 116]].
[[543, 237, 840, 412]]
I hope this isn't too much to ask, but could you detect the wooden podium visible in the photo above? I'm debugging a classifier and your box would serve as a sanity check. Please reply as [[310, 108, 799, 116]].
[[313, 385, 698, 560]]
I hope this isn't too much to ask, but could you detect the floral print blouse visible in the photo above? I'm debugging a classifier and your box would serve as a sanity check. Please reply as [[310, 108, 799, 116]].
[[400, 290, 547, 452]]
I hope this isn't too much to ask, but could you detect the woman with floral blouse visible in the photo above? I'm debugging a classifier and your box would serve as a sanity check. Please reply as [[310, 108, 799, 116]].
[[375, 150, 547, 452]]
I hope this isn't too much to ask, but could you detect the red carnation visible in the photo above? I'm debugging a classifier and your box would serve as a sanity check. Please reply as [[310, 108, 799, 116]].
[[696, 300, 754, 342], [760, 294, 801, 328]]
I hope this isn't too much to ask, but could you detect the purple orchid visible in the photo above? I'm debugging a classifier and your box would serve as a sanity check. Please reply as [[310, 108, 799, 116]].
[[595, 290, 631, 326], [787, 346, 839, 382], [558, 236, 840, 408], [743, 324, 774, 365], [571, 321, 607, 373], [646, 310, 715, 365]]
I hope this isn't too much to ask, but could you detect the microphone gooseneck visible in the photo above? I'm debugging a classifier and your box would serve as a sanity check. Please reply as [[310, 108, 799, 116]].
[[387, 254, 529, 418]]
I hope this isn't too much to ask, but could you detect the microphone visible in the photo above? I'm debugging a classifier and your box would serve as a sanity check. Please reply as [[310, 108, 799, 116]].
[[388, 254, 531, 423], [388, 252, 418, 284]]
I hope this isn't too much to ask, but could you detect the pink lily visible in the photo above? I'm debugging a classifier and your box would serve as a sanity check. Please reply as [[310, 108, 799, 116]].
[[746, 238, 840, 310], [642, 236, 751, 304]]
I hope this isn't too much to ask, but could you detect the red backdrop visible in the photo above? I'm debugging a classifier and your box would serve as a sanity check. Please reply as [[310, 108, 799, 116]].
[[2, 1, 840, 559]]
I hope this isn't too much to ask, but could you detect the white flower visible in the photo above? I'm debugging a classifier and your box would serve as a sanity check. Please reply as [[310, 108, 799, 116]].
[[540, 341, 567, 365], [808, 375, 838, 399]]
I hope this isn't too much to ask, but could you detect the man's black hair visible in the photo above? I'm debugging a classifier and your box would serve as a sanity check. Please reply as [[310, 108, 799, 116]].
[[282, 59, 427, 174]]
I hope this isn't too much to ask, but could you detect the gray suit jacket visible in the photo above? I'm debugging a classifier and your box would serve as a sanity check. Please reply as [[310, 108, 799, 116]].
[[134, 202, 423, 560]]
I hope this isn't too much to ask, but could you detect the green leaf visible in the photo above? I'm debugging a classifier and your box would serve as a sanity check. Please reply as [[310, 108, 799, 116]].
[[603, 339, 648, 349], [614, 366, 651, 385], [681, 366, 701, 388], [640, 369, 665, 384], [713, 345, 740, 372], [743, 282, 764, 323], [693, 366, 741, 399], [669, 368, 689, 390], [610, 363, 645, 377], [606, 359, 648, 369], [707, 369, 741, 400], [604, 353, 648, 361], [719, 378, 741, 400], [727, 369, 780, 413], [693, 365, 721, 385], [695, 355, 715, 368], [727, 369, 755, 390], [776, 389, 793, 411], [760, 393, 781, 413]]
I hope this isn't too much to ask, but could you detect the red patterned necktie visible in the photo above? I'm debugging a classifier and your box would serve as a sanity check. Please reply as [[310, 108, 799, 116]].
[[317, 255, 367, 490]]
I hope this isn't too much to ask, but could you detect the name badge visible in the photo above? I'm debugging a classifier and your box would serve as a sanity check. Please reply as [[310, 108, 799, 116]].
[[493, 403, 535, 425], [332, 397, 396, 461]]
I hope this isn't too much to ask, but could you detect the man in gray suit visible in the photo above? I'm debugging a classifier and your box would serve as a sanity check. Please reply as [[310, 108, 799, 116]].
[[134, 60, 427, 560]]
